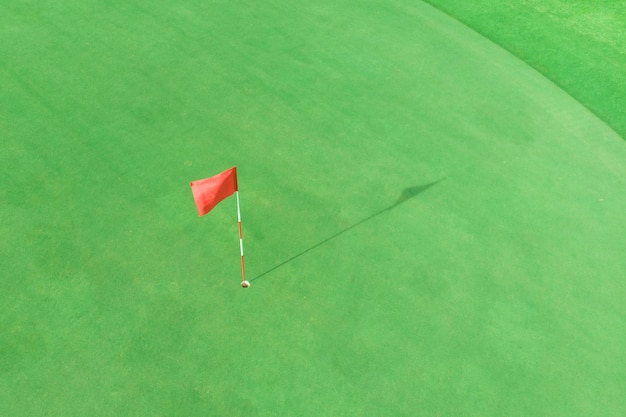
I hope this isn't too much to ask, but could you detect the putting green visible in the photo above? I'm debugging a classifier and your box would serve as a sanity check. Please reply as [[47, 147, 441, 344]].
[[1, 1, 624, 416]]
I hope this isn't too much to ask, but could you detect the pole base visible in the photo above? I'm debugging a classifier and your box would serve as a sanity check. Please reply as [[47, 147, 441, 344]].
[[241, 280, 250, 288]]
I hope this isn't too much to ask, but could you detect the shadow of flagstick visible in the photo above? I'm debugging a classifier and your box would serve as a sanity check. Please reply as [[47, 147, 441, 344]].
[[250, 178, 446, 282]]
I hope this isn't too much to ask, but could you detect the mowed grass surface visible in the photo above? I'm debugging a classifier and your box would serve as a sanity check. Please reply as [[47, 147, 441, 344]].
[[424, 0, 626, 140], [1, 1, 625, 416]]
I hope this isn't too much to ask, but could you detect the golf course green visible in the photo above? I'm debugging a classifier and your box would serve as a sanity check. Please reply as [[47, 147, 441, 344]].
[[1, 1, 624, 415]]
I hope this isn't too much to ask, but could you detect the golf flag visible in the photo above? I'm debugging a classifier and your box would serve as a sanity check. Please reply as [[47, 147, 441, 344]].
[[190, 167, 238, 216], [190, 166, 249, 287]]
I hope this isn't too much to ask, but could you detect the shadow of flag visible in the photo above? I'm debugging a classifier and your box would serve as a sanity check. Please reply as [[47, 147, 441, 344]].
[[252, 178, 446, 282]]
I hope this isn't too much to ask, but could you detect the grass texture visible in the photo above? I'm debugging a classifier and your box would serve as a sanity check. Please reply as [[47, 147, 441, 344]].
[[423, 0, 626, 140], [1, 1, 625, 416]]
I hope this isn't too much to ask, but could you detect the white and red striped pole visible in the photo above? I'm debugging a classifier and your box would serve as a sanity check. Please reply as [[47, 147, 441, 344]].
[[236, 190, 249, 288]]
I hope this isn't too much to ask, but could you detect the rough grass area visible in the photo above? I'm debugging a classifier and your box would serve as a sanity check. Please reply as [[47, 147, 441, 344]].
[[423, 0, 626, 140]]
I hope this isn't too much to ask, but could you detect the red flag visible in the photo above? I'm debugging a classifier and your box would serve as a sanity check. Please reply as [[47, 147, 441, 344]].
[[190, 167, 238, 216]]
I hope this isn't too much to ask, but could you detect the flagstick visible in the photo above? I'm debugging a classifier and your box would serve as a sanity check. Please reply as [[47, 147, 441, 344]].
[[236, 191, 249, 288]]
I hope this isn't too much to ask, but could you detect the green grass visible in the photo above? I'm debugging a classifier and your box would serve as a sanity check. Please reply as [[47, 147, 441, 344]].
[[1, 1, 625, 416], [423, 0, 626, 140]]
